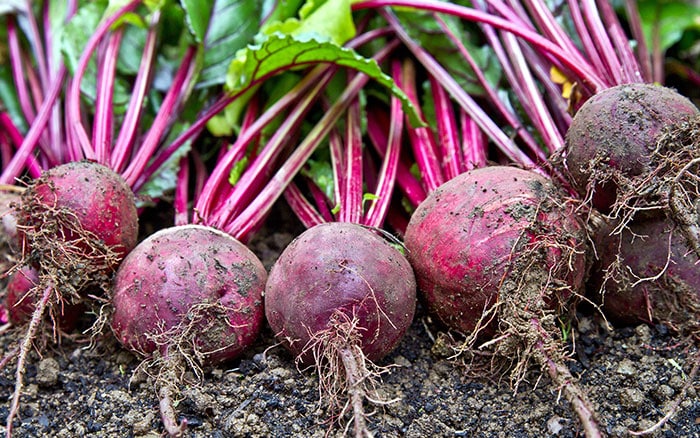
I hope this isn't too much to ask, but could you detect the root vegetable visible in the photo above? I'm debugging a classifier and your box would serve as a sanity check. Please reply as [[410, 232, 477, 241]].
[[265, 222, 416, 437], [5, 160, 138, 435], [564, 83, 700, 254], [110, 224, 266, 437], [404, 166, 600, 436], [591, 216, 700, 333]]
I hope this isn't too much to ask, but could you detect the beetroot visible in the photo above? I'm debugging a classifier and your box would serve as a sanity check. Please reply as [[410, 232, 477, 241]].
[[591, 216, 700, 331], [405, 166, 586, 335], [111, 224, 266, 436], [265, 222, 416, 436], [5, 160, 138, 434], [4, 266, 84, 330], [4, 266, 40, 326], [0, 189, 21, 326], [404, 166, 600, 436], [19, 160, 139, 265], [564, 84, 700, 253]]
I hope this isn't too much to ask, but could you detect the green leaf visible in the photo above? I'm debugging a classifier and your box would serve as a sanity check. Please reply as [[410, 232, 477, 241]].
[[636, 1, 700, 53], [263, 0, 355, 45], [261, 0, 305, 25], [225, 32, 423, 126], [181, 0, 262, 89], [181, 0, 214, 42], [302, 157, 334, 200]]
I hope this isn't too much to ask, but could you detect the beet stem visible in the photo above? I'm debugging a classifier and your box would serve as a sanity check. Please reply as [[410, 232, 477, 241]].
[[6, 283, 52, 437]]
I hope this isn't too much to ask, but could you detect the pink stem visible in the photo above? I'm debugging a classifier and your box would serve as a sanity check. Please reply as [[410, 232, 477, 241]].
[[340, 98, 363, 223], [93, 30, 124, 165], [364, 76, 404, 228], [0, 66, 66, 184], [353, 0, 606, 91], [122, 46, 198, 187], [111, 10, 161, 172]]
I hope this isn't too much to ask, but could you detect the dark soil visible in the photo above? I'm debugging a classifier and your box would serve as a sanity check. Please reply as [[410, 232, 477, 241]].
[[1, 205, 699, 437]]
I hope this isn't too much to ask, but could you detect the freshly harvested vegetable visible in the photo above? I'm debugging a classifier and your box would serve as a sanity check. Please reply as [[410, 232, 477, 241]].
[[111, 224, 266, 436], [3, 266, 84, 330], [591, 216, 700, 330], [565, 83, 699, 210], [4, 161, 138, 434], [404, 166, 599, 436], [589, 213, 700, 435], [263, 52, 421, 436], [18, 161, 139, 264], [266, 222, 416, 437]]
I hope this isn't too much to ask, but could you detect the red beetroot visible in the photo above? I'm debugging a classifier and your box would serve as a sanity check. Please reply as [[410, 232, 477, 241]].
[[265, 222, 416, 436], [405, 166, 586, 335], [19, 161, 139, 265], [564, 84, 700, 261], [5, 266, 40, 326], [4, 266, 84, 330], [404, 166, 600, 437], [592, 217, 700, 330], [111, 224, 266, 436], [5, 160, 138, 435], [565, 83, 699, 213]]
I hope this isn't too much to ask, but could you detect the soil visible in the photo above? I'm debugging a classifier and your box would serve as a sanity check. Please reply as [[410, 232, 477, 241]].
[[1, 204, 699, 438]]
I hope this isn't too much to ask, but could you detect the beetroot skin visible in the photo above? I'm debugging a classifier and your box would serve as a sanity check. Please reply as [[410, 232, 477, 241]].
[[564, 83, 699, 212], [592, 217, 700, 328], [19, 160, 139, 267], [111, 224, 266, 364], [404, 166, 587, 335], [4, 265, 83, 330], [265, 222, 416, 363], [265, 222, 416, 436]]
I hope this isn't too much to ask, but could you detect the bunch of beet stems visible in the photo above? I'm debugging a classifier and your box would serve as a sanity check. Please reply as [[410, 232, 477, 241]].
[[347, 2, 656, 437], [282, 58, 404, 230], [0, 0, 79, 182], [0, 1, 258, 433], [353, 0, 653, 157], [109, 27, 403, 436]]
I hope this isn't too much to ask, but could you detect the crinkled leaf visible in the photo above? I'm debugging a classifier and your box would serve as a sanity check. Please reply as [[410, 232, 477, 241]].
[[263, 0, 355, 45], [182, 0, 262, 89], [226, 32, 423, 126]]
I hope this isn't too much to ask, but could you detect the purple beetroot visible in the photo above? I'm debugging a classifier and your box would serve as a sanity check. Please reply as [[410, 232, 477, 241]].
[[564, 83, 700, 255], [110, 224, 266, 436], [265, 222, 416, 437], [404, 166, 600, 437]]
